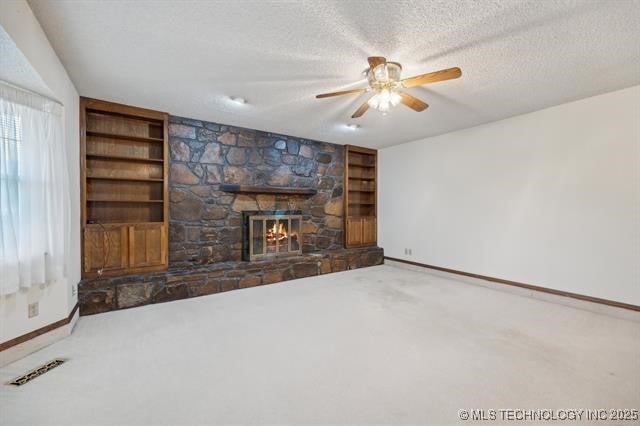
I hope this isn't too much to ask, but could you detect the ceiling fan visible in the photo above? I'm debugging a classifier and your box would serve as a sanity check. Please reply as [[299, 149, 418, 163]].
[[316, 56, 461, 118]]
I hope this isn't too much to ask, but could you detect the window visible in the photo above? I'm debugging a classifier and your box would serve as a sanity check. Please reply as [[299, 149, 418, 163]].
[[0, 113, 21, 220], [0, 82, 69, 295]]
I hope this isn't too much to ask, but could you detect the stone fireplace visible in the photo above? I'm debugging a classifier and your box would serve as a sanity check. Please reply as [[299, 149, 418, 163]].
[[242, 210, 302, 261], [167, 116, 347, 266], [78, 115, 384, 316]]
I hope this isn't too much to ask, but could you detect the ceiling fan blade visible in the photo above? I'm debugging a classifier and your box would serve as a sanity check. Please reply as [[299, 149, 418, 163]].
[[367, 56, 386, 69], [399, 92, 429, 112], [401, 67, 462, 88], [351, 99, 370, 118], [316, 88, 368, 99]]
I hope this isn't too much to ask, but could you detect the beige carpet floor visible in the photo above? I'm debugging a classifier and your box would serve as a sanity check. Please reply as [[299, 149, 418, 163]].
[[1, 263, 638, 426]]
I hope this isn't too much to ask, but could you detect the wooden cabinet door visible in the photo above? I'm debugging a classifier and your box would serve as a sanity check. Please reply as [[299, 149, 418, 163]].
[[345, 218, 363, 248], [362, 217, 377, 246], [128, 223, 166, 269], [83, 224, 129, 274]]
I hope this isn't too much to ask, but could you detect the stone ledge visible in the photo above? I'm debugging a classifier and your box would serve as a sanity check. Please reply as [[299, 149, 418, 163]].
[[79, 247, 383, 315]]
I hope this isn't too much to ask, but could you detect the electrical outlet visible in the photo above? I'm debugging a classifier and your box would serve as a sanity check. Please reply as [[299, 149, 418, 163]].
[[28, 302, 39, 318], [404, 248, 412, 255]]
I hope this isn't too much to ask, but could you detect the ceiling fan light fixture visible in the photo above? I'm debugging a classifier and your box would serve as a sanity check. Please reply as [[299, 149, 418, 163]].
[[372, 64, 389, 82], [367, 62, 402, 88], [315, 56, 460, 118], [346, 123, 360, 130], [368, 89, 401, 113], [386, 62, 402, 82]]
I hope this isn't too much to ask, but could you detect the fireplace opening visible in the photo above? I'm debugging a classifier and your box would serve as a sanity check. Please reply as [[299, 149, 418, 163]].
[[242, 210, 303, 261]]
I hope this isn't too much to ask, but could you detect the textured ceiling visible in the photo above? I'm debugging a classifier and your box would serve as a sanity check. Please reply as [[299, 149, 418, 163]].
[[0, 25, 54, 98], [28, 0, 640, 148]]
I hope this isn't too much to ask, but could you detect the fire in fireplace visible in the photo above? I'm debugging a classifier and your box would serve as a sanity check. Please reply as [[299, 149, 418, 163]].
[[242, 210, 303, 261]]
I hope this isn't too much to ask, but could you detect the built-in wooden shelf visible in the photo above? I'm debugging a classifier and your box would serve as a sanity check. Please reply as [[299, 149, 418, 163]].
[[81, 97, 169, 279], [87, 154, 164, 163], [87, 199, 164, 203], [87, 220, 162, 226], [348, 177, 376, 181], [344, 145, 377, 248], [86, 176, 164, 183], [87, 112, 164, 128], [220, 184, 317, 195], [86, 130, 164, 143]]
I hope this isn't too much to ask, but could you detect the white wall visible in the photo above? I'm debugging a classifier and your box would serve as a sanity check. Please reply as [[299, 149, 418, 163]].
[[379, 85, 640, 306], [0, 0, 80, 345]]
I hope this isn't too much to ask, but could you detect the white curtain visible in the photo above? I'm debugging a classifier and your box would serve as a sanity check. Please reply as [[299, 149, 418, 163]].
[[0, 82, 69, 295]]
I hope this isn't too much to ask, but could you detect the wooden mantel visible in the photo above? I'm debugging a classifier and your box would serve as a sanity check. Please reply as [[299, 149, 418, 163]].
[[220, 184, 317, 195]]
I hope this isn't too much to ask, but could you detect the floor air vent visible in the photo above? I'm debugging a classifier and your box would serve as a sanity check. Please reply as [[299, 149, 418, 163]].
[[6, 359, 67, 386]]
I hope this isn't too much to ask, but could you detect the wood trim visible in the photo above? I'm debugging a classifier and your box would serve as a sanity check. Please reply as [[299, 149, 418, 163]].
[[0, 303, 80, 352], [128, 226, 136, 267], [86, 153, 164, 163], [160, 224, 167, 266], [80, 97, 168, 121], [343, 147, 349, 246], [220, 184, 317, 195], [80, 99, 87, 275], [384, 256, 640, 312], [162, 117, 169, 267], [344, 144, 377, 155], [86, 130, 164, 143], [120, 226, 129, 269]]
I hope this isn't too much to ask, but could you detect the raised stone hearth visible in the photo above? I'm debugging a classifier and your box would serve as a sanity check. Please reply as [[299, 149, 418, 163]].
[[79, 247, 383, 315]]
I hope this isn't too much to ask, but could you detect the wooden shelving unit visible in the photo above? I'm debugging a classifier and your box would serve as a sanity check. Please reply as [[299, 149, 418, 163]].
[[344, 145, 377, 248], [80, 97, 169, 278]]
